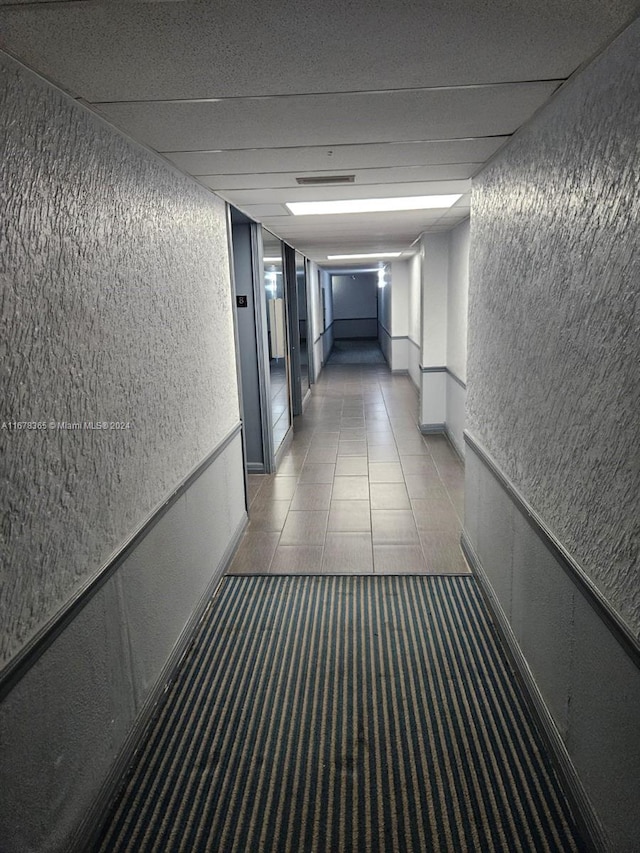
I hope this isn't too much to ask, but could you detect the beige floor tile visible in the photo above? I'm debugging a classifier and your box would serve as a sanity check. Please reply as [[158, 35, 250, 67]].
[[248, 500, 291, 531], [368, 462, 404, 483], [399, 455, 439, 476], [280, 510, 329, 545], [331, 476, 369, 501], [419, 530, 469, 574], [366, 431, 396, 445], [338, 440, 368, 456], [253, 477, 298, 503], [305, 445, 338, 463], [373, 544, 430, 574], [411, 497, 461, 532], [339, 428, 366, 440], [228, 531, 280, 574], [290, 482, 333, 510], [367, 444, 400, 463], [371, 509, 420, 543], [405, 475, 448, 501], [328, 500, 371, 532], [370, 483, 411, 510], [270, 545, 324, 574], [311, 432, 340, 447], [335, 456, 369, 477], [323, 533, 373, 573], [276, 457, 306, 476], [298, 463, 336, 483]]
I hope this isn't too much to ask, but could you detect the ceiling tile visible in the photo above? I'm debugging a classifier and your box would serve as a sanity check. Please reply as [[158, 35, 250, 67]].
[[1, 1, 637, 99], [199, 164, 480, 190], [224, 179, 470, 206], [164, 138, 509, 175], [93, 83, 560, 152]]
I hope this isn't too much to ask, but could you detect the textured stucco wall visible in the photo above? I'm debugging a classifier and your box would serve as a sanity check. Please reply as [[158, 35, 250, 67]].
[[467, 19, 640, 636], [0, 53, 240, 668]]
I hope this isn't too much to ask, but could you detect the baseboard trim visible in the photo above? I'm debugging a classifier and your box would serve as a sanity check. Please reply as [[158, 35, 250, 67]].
[[71, 511, 249, 853], [391, 368, 409, 375], [460, 533, 608, 853], [464, 431, 640, 670], [0, 421, 243, 702], [246, 461, 266, 474], [419, 422, 445, 434], [444, 425, 465, 462]]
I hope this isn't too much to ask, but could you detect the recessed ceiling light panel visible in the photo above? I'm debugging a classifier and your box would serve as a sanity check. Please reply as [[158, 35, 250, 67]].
[[286, 195, 462, 216], [327, 252, 402, 260]]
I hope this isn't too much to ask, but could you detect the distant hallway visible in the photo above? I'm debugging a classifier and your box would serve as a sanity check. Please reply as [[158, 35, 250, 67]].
[[327, 339, 387, 365]]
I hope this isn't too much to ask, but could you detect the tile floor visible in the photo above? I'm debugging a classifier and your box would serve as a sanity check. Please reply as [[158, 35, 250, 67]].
[[229, 362, 468, 576]]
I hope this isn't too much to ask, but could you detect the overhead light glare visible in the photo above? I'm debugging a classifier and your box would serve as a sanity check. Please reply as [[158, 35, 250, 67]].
[[326, 252, 402, 260], [287, 195, 462, 216], [263, 256, 282, 263]]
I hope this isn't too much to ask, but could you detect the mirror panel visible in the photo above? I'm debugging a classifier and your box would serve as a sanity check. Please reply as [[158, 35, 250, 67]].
[[262, 229, 290, 451]]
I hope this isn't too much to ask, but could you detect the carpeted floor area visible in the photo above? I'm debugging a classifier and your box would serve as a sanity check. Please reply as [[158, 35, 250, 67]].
[[94, 575, 586, 852], [327, 340, 387, 364]]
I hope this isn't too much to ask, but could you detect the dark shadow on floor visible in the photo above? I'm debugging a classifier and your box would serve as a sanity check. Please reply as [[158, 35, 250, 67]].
[[327, 338, 387, 364]]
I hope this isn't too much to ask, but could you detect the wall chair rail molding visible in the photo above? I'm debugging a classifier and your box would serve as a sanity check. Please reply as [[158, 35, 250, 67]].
[[446, 367, 467, 390], [0, 422, 244, 703], [464, 431, 640, 668]]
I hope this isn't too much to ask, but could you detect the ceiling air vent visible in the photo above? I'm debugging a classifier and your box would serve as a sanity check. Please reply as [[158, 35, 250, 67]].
[[295, 175, 355, 185]]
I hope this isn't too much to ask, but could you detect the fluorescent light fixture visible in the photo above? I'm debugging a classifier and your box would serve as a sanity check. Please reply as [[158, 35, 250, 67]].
[[263, 257, 282, 263], [326, 252, 402, 260], [286, 195, 462, 216]]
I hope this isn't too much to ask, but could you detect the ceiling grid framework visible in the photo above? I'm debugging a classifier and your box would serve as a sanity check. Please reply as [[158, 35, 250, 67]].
[[1, 0, 639, 262]]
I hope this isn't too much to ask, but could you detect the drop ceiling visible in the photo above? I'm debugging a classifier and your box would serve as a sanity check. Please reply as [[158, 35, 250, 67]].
[[1, 0, 638, 263]]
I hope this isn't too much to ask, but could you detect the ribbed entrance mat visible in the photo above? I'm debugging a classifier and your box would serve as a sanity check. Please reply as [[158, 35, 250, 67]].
[[95, 575, 586, 852]]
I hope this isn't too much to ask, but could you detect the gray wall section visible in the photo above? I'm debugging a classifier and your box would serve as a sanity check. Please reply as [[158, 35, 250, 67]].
[[465, 19, 640, 852], [0, 52, 240, 668], [0, 436, 247, 853], [378, 323, 392, 366], [467, 19, 640, 637], [331, 273, 378, 338], [445, 373, 466, 459], [231, 222, 264, 466], [465, 443, 640, 852]]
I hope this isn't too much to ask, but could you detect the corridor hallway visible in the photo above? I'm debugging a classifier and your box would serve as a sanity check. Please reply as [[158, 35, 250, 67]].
[[235, 364, 466, 576], [93, 367, 588, 852]]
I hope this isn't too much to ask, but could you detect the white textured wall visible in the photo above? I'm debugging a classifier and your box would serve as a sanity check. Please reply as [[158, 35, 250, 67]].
[[467, 19, 640, 636], [407, 253, 422, 389], [307, 260, 322, 380], [421, 233, 449, 366], [390, 260, 409, 337], [447, 219, 470, 384], [408, 253, 421, 348], [0, 53, 240, 668]]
